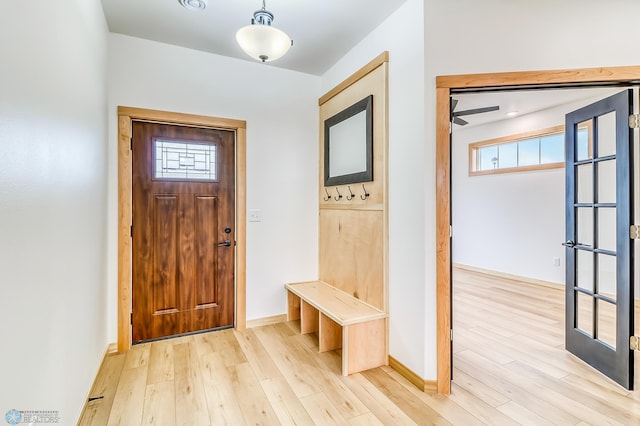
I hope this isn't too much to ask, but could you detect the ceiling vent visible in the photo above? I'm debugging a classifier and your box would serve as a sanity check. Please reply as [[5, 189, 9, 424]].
[[178, 0, 207, 11]]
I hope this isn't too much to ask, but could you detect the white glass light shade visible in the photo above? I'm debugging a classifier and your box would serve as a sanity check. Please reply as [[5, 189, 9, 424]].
[[236, 24, 292, 62]]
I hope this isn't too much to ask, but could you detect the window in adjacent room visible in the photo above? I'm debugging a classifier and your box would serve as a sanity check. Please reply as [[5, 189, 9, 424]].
[[469, 123, 591, 176]]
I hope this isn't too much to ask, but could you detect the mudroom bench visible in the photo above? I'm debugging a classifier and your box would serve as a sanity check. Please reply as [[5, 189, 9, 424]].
[[285, 280, 388, 376]]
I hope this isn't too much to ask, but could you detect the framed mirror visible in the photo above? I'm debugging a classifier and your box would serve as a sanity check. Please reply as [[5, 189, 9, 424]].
[[324, 95, 373, 186]]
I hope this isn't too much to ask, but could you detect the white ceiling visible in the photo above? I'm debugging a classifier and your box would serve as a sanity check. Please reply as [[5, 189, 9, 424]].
[[100, 2, 629, 124], [452, 87, 625, 129], [100, 0, 409, 75]]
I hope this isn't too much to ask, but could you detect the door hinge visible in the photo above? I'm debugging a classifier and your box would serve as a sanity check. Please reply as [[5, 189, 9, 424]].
[[449, 225, 452, 238], [130, 137, 133, 150], [629, 114, 640, 129], [631, 336, 639, 351], [450, 329, 453, 341], [130, 225, 133, 238], [130, 312, 133, 325], [630, 225, 640, 239]]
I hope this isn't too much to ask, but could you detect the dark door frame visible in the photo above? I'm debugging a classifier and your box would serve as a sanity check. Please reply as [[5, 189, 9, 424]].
[[117, 106, 247, 352], [436, 66, 640, 394]]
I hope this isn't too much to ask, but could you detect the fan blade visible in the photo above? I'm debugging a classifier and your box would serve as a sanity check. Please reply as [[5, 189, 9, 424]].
[[451, 98, 458, 111], [453, 105, 499, 117], [453, 116, 468, 126]]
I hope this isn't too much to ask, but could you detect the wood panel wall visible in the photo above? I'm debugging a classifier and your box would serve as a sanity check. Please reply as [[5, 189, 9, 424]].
[[318, 53, 389, 312]]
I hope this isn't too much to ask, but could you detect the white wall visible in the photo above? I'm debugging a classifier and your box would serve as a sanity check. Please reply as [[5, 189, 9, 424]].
[[425, 0, 640, 378], [452, 95, 614, 285], [0, 0, 109, 423], [106, 34, 320, 340], [322, 0, 427, 378]]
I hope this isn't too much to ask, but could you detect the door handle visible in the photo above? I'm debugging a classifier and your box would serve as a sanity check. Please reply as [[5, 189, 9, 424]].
[[562, 240, 576, 248], [217, 240, 232, 247]]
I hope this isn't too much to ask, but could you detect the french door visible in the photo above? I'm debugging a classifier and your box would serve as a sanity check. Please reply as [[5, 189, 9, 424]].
[[565, 89, 634, 389]]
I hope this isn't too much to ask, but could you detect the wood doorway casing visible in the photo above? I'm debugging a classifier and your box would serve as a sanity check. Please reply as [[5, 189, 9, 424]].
[[436, 66, 640, 394], [118, 106, 247, 352]]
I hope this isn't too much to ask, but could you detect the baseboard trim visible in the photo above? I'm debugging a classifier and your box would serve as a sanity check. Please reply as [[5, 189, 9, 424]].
[[76, 342, 117, 424], [453, 263, 564, 291], [246, 314, 287, 329], [388, 355, 437, 394], [423, 379, 438, 394]]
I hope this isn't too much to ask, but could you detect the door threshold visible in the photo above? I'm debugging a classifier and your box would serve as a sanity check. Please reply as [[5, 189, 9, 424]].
[[132, 324, 234, 345]]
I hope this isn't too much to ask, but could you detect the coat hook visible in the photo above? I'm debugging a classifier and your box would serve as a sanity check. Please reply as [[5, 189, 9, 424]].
[[334, 187, 343, 201], [323, 187, 331, 201], [360, 184, 370, 200], [346, 185, 355, 201]]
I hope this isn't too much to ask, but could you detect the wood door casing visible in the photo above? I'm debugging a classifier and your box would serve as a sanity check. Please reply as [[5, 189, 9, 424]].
[[436, 66, 640, 395], [132, 121, 235, 343]]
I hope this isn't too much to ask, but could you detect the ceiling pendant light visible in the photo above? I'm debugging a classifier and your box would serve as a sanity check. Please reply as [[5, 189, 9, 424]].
[[178, 0, 207, 11], [236, 0, 293, 63]]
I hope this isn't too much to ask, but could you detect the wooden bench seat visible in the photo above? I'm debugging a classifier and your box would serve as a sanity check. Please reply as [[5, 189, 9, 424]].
[[285, 280, 388, 376]]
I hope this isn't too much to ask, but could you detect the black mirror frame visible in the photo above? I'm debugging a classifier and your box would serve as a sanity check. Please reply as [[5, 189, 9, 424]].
[[324, 95, 373, 187]]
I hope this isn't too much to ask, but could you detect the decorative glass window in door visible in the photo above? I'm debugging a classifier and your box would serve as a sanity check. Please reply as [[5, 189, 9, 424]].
[[154, 139, 217, 181]]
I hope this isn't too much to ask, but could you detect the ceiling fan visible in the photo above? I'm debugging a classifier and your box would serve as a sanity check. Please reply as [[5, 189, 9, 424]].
[[451, 98, 499, 126]]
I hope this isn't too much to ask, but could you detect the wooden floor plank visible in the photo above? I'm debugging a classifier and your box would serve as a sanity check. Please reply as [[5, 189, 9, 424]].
[[260, 376, 315, 425], [456, 350, 580, 425], [385, 370, 483, 426], [173, 341, 211, 426], [348, 412, 385, 426], [141, 381, 175, 425], [338, 373, 417, 426], [253, 324, 324, 398], [123, 343, 150, 370], [281, 333, 371, 420], [496, 400, 555, 426], [77, 352, 126, 426], [233, 328, 281, 381], [106, 365, 148, 426], [230, 362, 281, 425], [449, 369, 509, 408], [146, 339, 174, 384], [502, 361, 628, 426], [362, 368, 451, 425], [449, 383, 519, 426], [199, 351, 246, 426], [299, 392, 348, 425], [195, 328, 247, 367]]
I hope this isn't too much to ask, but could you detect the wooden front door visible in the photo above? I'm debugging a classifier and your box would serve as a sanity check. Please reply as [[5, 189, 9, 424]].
[[132, 121, 235, 343]]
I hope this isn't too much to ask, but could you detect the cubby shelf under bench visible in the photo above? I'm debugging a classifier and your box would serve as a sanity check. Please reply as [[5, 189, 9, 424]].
[[285, 280, 388, 376]]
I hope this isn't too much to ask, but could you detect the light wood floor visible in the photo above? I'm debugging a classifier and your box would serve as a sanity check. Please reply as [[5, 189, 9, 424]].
[[79, 270, 640, 425]]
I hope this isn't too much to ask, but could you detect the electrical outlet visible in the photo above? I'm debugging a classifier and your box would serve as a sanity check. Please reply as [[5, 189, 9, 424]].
[[248, 209, 262, 222], [553, 257, 561, 267]]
